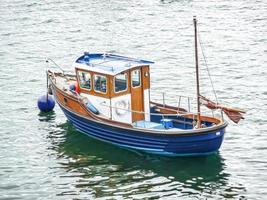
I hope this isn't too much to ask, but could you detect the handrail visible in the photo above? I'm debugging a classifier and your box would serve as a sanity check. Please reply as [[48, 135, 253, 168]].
[[67, 84, 218, 119], [156, 92, 223, 120], [99, 101, 214, 118], [69, 89, 196, 118], [49, 70, 222, 121], [46, 58, 75, 75], [46, 58, 65, 73]]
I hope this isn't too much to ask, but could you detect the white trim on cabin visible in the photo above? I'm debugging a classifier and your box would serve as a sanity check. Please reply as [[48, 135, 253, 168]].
[[93, 74, 107, 94], [81, 93, 111, 118], [114, 72, 128, 94], [73, 62, 149, 76], [131, 69, 142, 88], [77, 70, 92, 91], [144, 89, 150, 121], [111, 94, 132, 124]]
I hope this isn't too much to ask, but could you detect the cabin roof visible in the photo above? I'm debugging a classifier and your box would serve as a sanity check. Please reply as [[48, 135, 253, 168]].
[[73, 52, 154, 76]]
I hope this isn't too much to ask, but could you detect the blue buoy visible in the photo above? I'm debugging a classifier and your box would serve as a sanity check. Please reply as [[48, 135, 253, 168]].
[[38, 94, 55, 112]]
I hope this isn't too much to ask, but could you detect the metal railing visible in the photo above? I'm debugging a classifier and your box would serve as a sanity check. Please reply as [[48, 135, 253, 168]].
[[46, 58, 75, 76], [69, 86, 220, 120], [99, 101, 214, 118]]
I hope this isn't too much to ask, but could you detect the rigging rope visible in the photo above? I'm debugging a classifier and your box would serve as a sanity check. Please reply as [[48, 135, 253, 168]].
[[198, 33, 219, 104], [174, 17, 219, 104]]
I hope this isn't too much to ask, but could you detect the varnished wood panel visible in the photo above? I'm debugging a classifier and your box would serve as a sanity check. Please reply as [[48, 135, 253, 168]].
[[130, 68, 145, 122], [50, 75, 133, 127], [151, 102, 221, 124], [54, 87, 89, 116], [142, 65, 150, 90], [75, 68, 111, 98], [110, 71, 131, 98]]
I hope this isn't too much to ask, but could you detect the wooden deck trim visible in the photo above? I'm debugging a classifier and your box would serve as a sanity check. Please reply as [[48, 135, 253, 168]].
[[151, 101, 221, 124]]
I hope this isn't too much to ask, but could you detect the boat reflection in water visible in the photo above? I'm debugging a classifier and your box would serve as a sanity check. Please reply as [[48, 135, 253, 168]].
[[43, 121, 246, 199]]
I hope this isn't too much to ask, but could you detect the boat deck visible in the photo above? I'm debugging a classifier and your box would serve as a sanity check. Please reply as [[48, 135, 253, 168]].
[[133, 120, 181, 131], [50, 72, 77, 95]]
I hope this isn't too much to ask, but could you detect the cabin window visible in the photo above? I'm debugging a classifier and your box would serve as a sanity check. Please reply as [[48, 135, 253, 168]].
[[114, 72, 127, 93], [94, 75, 107, 93], [131, 69, 141, 88], [78, 71, 91, 90]]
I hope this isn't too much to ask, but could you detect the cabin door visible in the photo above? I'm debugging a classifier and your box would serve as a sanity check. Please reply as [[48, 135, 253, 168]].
[[131, 69, 145, 122]]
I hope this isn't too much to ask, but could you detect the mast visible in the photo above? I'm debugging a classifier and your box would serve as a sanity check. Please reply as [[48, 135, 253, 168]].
[[193, 16, 201, 128]]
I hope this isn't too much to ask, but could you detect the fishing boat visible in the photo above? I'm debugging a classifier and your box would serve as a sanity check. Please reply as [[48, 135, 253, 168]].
[[44, 17, 244, 156]]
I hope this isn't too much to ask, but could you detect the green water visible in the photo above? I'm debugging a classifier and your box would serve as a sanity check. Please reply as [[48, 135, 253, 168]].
[[41, 113, 234, 199], [1, 0, 266, 199]]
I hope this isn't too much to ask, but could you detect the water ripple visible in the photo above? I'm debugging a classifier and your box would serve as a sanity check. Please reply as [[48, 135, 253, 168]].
[[0, 0, 266, 199]]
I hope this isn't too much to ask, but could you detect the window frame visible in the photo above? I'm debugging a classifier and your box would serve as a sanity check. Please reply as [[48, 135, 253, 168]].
[[131, 69, 141, 88], [93, 74, 108, 94], [77, 70, 92, 91], [114, 72, 128, 94]]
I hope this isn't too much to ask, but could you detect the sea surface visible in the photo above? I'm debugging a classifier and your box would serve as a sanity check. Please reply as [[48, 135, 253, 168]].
[[0, 0, 266, 199]]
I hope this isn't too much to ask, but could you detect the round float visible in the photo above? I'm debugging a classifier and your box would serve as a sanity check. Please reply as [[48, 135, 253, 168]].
[[37, 94, 55, 112]]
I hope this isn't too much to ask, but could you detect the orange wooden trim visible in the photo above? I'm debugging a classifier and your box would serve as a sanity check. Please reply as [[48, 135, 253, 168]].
[[110, 70, 131, 98], [142, 65, 150, 90], [155, 107, 220, 124], [92, 73, 110, 97], [150, 101, 187, 112], [76, 69, 92, 92], [130, 68, 145, 122], [75, 67, 111, 98], [49, 75, 132, 128], [130, 68, 142, 88], [151, 102, 221, 124], [54, 88, 89, 117]]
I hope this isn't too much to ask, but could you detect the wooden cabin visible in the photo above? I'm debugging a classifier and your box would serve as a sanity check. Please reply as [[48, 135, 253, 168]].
[[73, 53, 154, 124]]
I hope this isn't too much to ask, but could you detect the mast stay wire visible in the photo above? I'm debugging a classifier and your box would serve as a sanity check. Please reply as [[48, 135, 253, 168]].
[[105, 5, 219, 104], [198, 32, 219, 104], [175, 17, 219, 105], [107, 9, 219, 104], [104, 5, 221, 113]]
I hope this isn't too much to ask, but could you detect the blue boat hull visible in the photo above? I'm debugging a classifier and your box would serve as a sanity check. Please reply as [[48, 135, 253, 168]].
[[58, 103, 226, 157]]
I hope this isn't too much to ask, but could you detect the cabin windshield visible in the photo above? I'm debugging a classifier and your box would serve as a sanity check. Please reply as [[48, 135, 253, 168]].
[[114, 72, 127, 93], [94, 75, 107, 93], [131, 69, 141, 87], [78, 71, 91, 90]]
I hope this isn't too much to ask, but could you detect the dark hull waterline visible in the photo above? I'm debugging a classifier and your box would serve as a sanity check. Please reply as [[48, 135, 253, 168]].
[[57, 100, 226, 157]]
